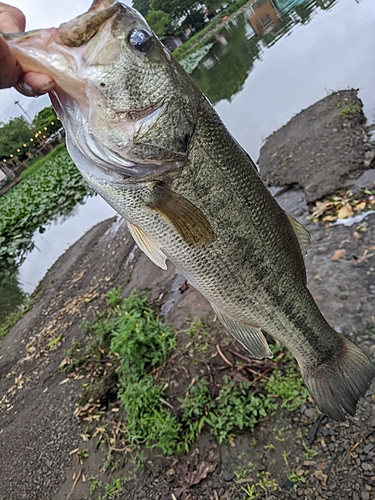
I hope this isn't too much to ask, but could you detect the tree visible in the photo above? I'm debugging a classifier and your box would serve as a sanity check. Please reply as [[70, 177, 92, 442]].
[[146, 10, 171, 37], [133, 0, 150, 17], [150, 0, 204, 33], [32, 106, 61, 135], [0, 116, 32, 158]]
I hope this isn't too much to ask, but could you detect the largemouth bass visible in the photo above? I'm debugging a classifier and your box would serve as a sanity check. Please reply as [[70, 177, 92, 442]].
[[4, 0, 374, 421]]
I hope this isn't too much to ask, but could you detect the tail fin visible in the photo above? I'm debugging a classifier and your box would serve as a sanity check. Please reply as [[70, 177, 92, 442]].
[[302, 337, 375, 422]]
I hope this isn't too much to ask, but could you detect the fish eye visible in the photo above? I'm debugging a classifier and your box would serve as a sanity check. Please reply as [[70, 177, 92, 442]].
[[127, 29, 153, 52]]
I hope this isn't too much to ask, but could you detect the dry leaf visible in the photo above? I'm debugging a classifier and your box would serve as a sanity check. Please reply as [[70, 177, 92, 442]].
[[322, 215, 337, 222], [331, 249, 346, 261], [337, 204, 354, 219], [174, 448, 217, 497], [354, 201, 366, 211], [352, 231, 363, 241]]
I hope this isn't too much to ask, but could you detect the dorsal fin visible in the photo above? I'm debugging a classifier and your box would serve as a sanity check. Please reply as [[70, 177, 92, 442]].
[[285, 212, 310, 256], [212, 305, 273, 359], [127, 221, 167, 270]]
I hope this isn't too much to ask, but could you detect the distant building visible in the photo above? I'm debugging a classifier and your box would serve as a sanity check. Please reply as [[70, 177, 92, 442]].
[[161, 35, 183, 53], [274, 0, 306, 12], [247, 0, 279, 36]]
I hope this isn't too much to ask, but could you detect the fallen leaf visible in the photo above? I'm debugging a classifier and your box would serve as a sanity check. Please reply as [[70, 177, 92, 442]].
[[352, 231, 363, 241], [331, 249, 346, 261], [322, 215, 337, 222], [337, 204, 354, 219], [59, 378, 70, 385], [353, 201, 366, 211], [174, 448, 217, 497]]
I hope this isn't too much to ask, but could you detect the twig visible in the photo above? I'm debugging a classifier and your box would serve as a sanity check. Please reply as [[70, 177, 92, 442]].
[[205, 362, 214, 386], [225, 347, 254, 364], [252, 367, 272, 384], [342, 428, 375, 463], [216, 345, 232, 366], [67, 468, 82, 499], [160, 398, 174, 411]]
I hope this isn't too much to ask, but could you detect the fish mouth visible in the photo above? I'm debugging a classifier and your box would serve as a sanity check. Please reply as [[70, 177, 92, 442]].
[[2, 2, 125, 86], [59, 2, 119, 47]]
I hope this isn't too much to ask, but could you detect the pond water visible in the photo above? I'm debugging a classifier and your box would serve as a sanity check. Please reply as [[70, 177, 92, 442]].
[[2, 0, 374, 321]]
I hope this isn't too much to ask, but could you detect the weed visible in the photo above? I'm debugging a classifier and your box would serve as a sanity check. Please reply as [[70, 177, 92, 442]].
[[264, 443, 275, 451], [288, 472, 306, 491], [302, 442, 319, 460], [89, 478, 103, 494], [67, 286, 312, 462], [241, 483, 258, 499], [206, 378, 275, 443], [185, 318, 211, 353], [338, 103, 360, 119], [263, 366, 309, 412], [0, 292, 38, 339], [77, 449, 89, 460]]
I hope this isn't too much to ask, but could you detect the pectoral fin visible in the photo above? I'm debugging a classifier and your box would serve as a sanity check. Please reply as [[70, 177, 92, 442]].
[[212, 305, 273, 359], [285, 212, 310, 256], [147, 182, 215, 248], [127, 221, 167, 270]]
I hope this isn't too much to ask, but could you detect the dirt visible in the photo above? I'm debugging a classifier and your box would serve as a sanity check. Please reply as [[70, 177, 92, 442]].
[[1, 90, 375, 500]]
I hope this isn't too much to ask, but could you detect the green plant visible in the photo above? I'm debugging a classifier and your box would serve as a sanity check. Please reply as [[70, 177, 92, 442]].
[[338, 103, 360, 118], [0, 292, 39, 339], [263, 366, 309, 412], [205, 378, 275, 443], [288, 472, 306, 491], [0, 145, 92, 264], [89, 478, 103, 494]]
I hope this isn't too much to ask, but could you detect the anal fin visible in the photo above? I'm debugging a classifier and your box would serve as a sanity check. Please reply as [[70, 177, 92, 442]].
[[212, 305, 273, 359], [127, 221, 167, 270]]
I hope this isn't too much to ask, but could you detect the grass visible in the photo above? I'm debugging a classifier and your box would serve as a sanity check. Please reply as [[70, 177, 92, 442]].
[[63, 287, 310, 463], [338, 103, 360, 119], [0, 292, 39, 339]]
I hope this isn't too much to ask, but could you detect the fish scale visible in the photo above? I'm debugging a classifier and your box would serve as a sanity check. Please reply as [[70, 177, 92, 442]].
[[5, 0, 374, 421]]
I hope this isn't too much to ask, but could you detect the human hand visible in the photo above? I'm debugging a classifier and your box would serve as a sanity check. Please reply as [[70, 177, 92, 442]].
[[0, 2, 54, 94]]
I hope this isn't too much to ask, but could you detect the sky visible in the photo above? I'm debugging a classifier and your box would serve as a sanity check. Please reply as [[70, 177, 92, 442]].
[[0, 0, 130, 123]]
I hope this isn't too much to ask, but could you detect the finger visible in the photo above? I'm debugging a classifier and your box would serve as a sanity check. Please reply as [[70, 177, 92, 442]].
[[17, 72, 55, 96], [0, 34, 22, 88], [0, 3, 26, 32]]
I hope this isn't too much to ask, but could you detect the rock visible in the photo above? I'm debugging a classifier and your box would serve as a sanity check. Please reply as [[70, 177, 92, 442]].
[[258, 89, 368, 202]]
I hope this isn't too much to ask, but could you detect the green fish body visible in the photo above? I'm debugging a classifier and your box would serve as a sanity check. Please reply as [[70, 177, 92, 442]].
[[6, 0, 374, 420]]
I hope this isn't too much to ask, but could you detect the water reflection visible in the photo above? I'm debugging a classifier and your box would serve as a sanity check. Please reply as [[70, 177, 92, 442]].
[[191, 0, 338, 105]]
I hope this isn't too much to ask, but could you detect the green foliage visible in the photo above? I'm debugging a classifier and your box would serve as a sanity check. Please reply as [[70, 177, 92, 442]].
[[0, 106, 61, 161], [107, 291, 176, 376], [0, 292, 38, 339], [133, 0, 150, 17], [75, 288, 311, 458], [338, 103, 360, 119], [21, 144, 65, 178], [146, 9, 171, 37], [0, 116, 32, 158], [0, 146, 92, 264], [205, 379, 275, 443], [263, 367, 309, 412], [32, 105, 60, 134]]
